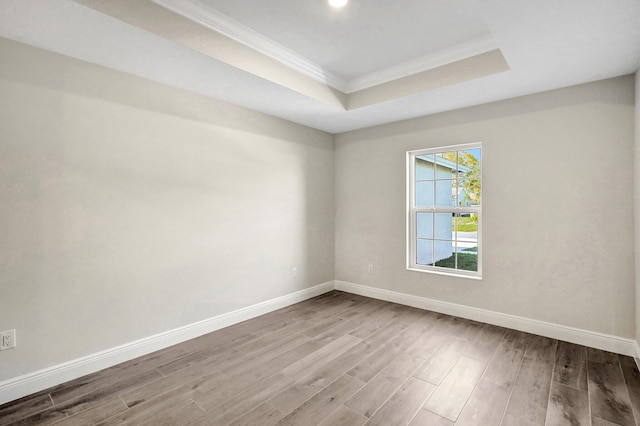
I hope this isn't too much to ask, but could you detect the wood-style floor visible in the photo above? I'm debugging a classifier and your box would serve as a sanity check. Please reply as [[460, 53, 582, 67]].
[[2, 291, 640, 426]]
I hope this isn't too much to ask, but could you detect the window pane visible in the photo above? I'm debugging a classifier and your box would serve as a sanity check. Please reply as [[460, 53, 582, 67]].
[[454, 214, 477, 241], [417, 239, 433, 265], [435, 180, 455, 207], [434, 240, 455, 266], [415, 155, 434, 180], [434, 213, 453, 240], [435, 152, 457, 178], [456, 252, 478, 272], [456, 178, 480, 207], [416, 181, 435, 207], [457, 148, 481, 206], [458, 148, 481, 173], [416, 213, 433, 239]]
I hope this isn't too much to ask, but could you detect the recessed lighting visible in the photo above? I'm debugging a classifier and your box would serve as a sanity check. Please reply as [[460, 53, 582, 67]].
[[329, 0, 348, 8]]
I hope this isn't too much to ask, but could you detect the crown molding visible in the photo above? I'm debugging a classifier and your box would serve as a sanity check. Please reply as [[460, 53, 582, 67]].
[[150, 0, 499, 96], [150, 0, 349, 92], [346, 35, 499, 93]]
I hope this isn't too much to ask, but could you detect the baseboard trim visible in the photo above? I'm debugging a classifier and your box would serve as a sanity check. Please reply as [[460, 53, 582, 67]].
[[335, 280, 637, 357], [0, 281, 334, 406], [634, 342, 640, 371]]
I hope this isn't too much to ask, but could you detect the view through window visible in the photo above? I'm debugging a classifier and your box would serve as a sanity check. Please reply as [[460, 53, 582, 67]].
[[407, 143, 481, 278]]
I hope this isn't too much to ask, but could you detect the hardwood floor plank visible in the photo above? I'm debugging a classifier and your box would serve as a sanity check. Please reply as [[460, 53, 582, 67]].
[[553, 341, 588, 391], [347, 344, 403, 383], [366, 376, 436, 426], [202, 373, 294, 424], [50, 397, 127, 426], [280, 334, 362, 379], [119, 367, 226, 408], [464, 324, 507, 362], [347, 323, 426, 383], [545, 381, 590, 426], [0, 394, 53, 426], [500, 336, 556, 426], [301, 315, 345, 338], [13, 369, 163, 426], [139, 400, 208, 426], [413, 337, 469, 385], [423, 355, 486, 421], [191, 337, 331, 412], [408, 408, 454, 426], [587, 348, 636, 426], [309, 308, 387, 346], [235, 325, 313, 357], [96, 389, 191, 425], [404, 332, 445, 360], [222, 333, 311, 379], [228, 402, 285, 426], [179, 327, 259, 356], [592, 417, 622, 426], [619, 355, 640, 425], [455, 331, 532, 426], [275, 374, 364, 426], [390, 305, 430, 327], [155, 345, 241, 377], [268, 340, 374, 415], [42, 348, 186, 406], [317, 405, 367, 426], [438, 316, 485, 342], [482, 330, 530, 388], [345, 353, 424, 418], [456, 379, 511, 426], [101, 347, 190, 377], [348, 304, 406, 340]]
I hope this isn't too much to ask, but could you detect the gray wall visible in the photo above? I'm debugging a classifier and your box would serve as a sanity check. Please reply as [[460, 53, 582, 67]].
[[335, 76, 636, 339], [0, 39, 335, 381]]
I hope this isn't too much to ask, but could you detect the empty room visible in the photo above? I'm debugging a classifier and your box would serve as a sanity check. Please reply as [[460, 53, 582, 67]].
[[1, 0, 640, 425]]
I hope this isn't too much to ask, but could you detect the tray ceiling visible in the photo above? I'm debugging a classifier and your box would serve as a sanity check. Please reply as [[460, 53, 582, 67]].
[[0, 0, 638, 133]]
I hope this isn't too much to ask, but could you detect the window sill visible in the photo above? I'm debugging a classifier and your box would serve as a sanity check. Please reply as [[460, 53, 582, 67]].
[[406, 267, 482, 280]]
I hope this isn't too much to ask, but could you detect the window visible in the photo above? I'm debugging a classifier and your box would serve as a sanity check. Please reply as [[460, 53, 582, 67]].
[[407, 143, 481, 278]]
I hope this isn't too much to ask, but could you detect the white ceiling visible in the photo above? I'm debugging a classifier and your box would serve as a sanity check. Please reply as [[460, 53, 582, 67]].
[[197, 0, 491, 80], [1, 0, 639, 134]]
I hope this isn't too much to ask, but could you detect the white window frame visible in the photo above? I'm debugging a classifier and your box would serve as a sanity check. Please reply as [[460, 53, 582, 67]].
[[406, 142, 482, 279]]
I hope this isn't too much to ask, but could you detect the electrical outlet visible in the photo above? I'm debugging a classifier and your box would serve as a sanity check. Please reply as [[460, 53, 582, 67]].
[[0, 330, 16, 350], [368, 264, 374, 274], [292, 267, 298, 278]]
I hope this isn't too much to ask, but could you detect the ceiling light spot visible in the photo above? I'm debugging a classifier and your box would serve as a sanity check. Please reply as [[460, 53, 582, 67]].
[[328, 0, 348, 8]]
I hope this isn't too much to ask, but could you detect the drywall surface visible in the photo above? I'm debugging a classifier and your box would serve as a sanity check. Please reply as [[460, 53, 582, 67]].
[[0, 38, 334, 381], [335, 76, 635, 338]]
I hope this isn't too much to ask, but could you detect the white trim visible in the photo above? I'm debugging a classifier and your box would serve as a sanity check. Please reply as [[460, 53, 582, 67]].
[[148, 0, 497, 95], [407, 143, 482, 279], [150, 0, 348, 91], [335, 280, 637, 357], [634, 341, 640, 371], [0, 281, 334, 405]]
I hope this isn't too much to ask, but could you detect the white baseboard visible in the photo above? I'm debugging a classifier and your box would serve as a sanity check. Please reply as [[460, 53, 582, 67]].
[[335, 280, 637, 357], [0, 281, 334, 406], [634, 342, 640, 371]]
